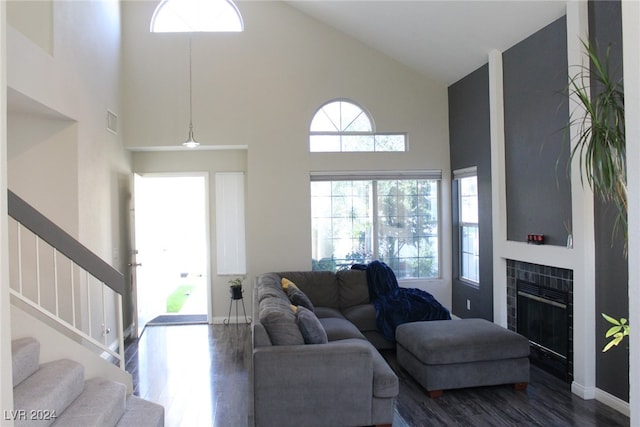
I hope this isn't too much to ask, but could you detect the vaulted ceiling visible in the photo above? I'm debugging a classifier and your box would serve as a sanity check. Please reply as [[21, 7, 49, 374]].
[[287, 1, 568, 85]]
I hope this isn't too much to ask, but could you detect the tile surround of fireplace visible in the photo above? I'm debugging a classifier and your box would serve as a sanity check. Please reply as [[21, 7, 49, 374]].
[[506, 259, 573, 382]]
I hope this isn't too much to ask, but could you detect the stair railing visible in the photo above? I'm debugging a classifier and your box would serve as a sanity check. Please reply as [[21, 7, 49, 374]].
[[7, 190, 126, 370]]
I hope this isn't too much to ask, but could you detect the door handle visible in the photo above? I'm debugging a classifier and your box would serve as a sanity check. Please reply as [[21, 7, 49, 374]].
[[128, 262, 142, 267]]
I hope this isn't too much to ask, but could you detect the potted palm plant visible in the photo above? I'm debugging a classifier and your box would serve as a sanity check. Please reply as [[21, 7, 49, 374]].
[[567, 40, 627, 352], [568, 40, 626, 240]]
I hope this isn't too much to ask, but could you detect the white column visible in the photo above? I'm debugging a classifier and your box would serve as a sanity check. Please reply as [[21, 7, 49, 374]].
[[0, 0, 15, 421], [488, 49, 508, 327], [566, 0, 597, 400], [622, 1, 639, 423]]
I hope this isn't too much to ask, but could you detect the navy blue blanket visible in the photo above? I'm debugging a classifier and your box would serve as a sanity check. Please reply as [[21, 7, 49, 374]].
[[353, 261, 451, 341]]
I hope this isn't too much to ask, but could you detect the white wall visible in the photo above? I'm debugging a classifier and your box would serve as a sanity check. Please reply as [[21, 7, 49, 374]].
[[1, 0, 15, 422], [132, 149, 247, 324], [122, 1, 452, 316], [7, 110, 79, 235], [6, 0, 129, 346], [7, 0, 128, 263], [622, 1, 640, 422]]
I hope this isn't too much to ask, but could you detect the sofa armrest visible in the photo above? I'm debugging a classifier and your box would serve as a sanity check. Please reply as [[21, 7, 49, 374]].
[[253, 339, 374, 427]]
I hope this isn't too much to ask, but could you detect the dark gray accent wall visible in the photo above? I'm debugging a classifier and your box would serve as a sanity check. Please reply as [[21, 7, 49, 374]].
[[503, 16, 572, 247], [448, 64, 493, 320], [589, 0, 629, 402]]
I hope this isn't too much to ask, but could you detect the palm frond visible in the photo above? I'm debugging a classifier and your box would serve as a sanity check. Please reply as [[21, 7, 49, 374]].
[[566, 40, 626, 249]]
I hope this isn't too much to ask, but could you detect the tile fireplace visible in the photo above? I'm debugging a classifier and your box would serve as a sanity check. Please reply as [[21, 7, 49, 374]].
[[507, 260, 573, 382]]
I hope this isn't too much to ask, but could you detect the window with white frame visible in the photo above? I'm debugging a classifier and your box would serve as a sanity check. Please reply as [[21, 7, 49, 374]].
[[311, 172, 440, 279], [150, 0, 244, 33], [454, 168, 479, 284], [309, 100, 406, 152]]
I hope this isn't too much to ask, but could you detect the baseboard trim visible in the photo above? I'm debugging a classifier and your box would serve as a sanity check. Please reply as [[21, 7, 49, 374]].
[[572, 381, 595, 399], [572, 381, 630, 416], [595, 388, 630, 417]]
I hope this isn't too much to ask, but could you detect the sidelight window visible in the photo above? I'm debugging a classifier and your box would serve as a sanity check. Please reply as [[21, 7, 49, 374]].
[[454, 168, 479, 284]]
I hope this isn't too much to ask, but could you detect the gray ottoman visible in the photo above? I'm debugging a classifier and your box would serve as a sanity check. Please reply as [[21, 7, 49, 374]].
[[396, 318, 530, 397]]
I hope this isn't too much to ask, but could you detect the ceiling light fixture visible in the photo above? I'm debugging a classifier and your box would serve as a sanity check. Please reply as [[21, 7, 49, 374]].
[[183, 35, 199, 148]]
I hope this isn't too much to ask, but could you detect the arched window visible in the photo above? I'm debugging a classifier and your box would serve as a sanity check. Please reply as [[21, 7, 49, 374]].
[[150, 0, 244, 33], [309, 99, 406, 152]]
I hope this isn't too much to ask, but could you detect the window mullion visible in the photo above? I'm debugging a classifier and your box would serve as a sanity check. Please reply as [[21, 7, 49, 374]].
[[372, 181, 379, 260]]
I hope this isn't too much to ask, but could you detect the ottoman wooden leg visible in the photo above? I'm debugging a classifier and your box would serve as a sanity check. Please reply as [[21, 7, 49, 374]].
[[514, 382, 528, 391], [427, 389, 443, 398]]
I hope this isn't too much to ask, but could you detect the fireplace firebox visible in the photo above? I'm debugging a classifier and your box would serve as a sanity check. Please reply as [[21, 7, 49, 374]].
[[517, 279, 571, 382]]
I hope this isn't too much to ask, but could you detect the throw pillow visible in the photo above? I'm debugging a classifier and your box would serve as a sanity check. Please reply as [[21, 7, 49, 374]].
[[295, 306, 328, 344], [259, 297, 305, 345], [281, 277, 297, 290], [281, 277, 315, 312]]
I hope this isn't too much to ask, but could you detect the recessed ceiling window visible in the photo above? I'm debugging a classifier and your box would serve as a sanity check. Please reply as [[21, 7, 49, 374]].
[[310, 99, 406, 152], [150, 0, 244, 33]]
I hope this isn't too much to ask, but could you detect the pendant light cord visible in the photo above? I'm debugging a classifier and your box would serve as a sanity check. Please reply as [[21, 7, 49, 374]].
[[188, 33, 193, 130], [183, 33, 198, 147]]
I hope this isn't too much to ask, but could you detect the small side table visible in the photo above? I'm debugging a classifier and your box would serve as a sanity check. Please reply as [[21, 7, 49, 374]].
[[224, 285, 250, 325]]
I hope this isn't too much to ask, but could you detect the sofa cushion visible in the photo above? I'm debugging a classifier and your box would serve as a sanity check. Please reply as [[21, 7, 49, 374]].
[[258, 273, 289, 302], [314, 307, 346, 320], [295, 306, 328, 344], [370, 344, 400, 398], [322, 338, 398, 398], [278, 271, 340, 309], [337, 269, 370, 309], [319, 317, 366, 342], [253, 323, 273, 347], [282, 278, 315, 312], [259, 296, 305, 345], [342, 304, 377, 332]]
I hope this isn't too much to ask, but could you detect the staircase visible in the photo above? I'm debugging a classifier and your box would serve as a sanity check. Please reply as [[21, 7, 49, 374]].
[[11, 337, 164, 427]]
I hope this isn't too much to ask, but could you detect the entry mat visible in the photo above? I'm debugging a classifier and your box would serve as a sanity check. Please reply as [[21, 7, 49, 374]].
[[146, 314, 207, 326]]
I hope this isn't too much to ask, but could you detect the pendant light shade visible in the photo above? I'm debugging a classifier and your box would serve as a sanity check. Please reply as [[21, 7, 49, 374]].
[[184, 123, 199, 148]]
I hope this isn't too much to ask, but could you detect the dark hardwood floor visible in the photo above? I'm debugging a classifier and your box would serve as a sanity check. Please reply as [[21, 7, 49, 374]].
[[125, 324, 630, 427]]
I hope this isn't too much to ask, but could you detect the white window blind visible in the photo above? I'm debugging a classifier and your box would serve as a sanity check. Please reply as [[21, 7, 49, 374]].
[[215, 172, 246, 274]]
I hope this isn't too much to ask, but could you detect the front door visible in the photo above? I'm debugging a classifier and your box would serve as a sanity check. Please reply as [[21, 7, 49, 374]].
[[131, 173, 210, 336]]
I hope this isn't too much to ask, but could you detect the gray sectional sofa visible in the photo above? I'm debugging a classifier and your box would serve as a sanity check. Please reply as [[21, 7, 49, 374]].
[[251, 270, 398, 427]]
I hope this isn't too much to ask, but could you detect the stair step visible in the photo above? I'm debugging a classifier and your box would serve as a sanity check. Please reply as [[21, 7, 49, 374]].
[[11, 337, 164, 427], [13, 359, 84, 427], [12, 337, 40, 387], [116, 395, 165, 427], [52, 377, 127, 427]]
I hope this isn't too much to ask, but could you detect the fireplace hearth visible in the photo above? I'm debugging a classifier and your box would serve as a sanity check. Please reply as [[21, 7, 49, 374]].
[[507, 260, 573, 382]]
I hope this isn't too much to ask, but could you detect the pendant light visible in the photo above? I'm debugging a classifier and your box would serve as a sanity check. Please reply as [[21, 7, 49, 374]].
[[183, 34, 199, 148], [150, 0, 245, 148]]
